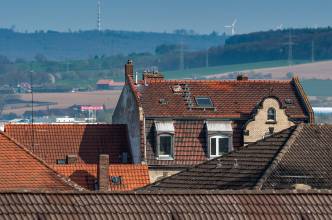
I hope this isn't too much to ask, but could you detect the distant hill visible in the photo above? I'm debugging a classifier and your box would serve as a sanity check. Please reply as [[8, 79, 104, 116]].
[[0, 29, 226, 60], [206, 27, 332, 66]]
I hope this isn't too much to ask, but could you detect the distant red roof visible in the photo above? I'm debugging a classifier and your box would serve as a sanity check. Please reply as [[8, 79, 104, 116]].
[[0, 131, 79, 191], [4, 124, 131, 164], [136, 79, 309, 119], [97, 79, 124, 86], [53, 164, 150, 191]]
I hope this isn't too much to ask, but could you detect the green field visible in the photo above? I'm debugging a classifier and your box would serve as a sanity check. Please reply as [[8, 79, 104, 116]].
[[163, 60, 309, 79]]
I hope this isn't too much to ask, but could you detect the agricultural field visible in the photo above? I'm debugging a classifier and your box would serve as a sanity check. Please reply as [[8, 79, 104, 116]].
[[3, 90, 121, 115], [163, 60, 308, 79]]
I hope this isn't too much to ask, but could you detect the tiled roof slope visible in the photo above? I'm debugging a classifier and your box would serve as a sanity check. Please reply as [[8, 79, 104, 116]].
[[0, 132, 79, 191], [144, 127, 295, 190], [4, 124, 131, 164], [137, 79, 308, 119], [0, 191, 331, 219], [261, 124, 332, 189], [144, 124, 332, 191], [53, 164, 150, 191]]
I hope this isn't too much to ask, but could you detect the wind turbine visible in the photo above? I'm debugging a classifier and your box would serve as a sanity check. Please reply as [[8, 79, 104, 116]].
[[225, 19, 237, 35], [276, 24, 283, 30]]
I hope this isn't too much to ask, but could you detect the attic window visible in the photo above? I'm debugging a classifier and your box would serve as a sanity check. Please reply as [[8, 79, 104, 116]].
[[56, 159, 67, 164], [195, 97, 213, 107], [111, 176, 122, 185]]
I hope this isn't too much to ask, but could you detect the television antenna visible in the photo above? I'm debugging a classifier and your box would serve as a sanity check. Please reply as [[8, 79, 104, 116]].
[[224, 19, 237, 35]]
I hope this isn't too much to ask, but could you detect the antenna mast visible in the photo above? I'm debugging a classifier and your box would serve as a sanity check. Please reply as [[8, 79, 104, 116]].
[[288, 30, 293, 66], [97, 0, 101, 31]]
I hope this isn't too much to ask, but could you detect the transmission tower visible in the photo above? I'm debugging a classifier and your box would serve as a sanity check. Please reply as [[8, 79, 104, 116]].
[[287, 30, 294, 66], [97, 0, 101, 31], [179, 39, 184, 70]]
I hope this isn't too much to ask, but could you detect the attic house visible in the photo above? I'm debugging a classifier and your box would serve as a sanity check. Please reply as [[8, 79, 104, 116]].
[[113, 60, 314, 182]]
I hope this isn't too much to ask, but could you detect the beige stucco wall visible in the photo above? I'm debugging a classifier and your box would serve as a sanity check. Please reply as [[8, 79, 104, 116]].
[[244, 98, 294, 143], [149, 169, 182, 183]]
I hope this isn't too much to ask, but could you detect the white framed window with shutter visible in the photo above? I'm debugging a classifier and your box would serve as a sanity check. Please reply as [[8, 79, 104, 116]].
[[206, 121, 233, 158], [154, 121, 175, 160]]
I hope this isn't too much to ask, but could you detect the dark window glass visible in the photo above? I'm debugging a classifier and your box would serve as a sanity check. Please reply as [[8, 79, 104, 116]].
[[159, 135, 172, 156], [195, 97, 213, 107], [219, 138, 229, 154], [267, 108, 276, 121], [211, 138, 217, 156]]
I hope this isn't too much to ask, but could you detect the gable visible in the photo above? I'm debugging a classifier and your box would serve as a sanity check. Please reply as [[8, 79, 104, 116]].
[[0, 132, 78, 190], [244, 97, 295, 143]]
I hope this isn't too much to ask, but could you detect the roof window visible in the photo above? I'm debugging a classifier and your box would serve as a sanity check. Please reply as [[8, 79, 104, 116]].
[[111, 176, 122, 185], [195, 97, 213, 107]]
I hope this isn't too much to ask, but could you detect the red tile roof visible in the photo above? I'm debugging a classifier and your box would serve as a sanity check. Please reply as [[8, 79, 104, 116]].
[[0, 132, 80, 191], [0, 191, 332, 219], [53, 164, 150, 191], [4, 124, 131, 164], [137, 79, 310, 119]]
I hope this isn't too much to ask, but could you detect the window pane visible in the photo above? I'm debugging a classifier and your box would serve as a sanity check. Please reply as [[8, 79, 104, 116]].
[[211, 138, 216, 156], [160, 136, 172, 156], [196, 97, 213, 107], [219, 138, 229, 155], [267, 108, 276, 120]]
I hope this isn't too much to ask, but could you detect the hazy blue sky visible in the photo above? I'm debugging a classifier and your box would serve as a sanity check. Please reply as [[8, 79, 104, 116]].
[[0, 0, 331, 34]]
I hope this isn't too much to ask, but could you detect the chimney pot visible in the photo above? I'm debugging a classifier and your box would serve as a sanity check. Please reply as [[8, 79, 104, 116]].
[[237, 73, 249, 81], [97, 154, 109, 191]]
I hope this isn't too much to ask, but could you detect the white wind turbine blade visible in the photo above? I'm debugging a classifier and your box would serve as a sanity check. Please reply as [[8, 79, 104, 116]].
[[232, 19, 237, 26]]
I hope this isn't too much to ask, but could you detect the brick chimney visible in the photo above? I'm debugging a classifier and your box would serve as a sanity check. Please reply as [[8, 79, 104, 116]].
[[237, 73, 249, 81], [125, 60, 134, 81], [97, 154, 109, 191]]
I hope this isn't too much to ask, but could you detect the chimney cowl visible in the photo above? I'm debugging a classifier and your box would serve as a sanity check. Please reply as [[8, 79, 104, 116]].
[[237, 73, 249, 81]]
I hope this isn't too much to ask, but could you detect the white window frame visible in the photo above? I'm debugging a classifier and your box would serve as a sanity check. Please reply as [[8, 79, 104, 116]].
[[157, 133, 174, 160], [267, 107, 276, 122], [209, 135, 231, 158]]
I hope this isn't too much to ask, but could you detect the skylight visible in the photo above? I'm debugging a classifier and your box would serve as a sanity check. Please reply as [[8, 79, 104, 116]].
[[195, 97, 213, 107]]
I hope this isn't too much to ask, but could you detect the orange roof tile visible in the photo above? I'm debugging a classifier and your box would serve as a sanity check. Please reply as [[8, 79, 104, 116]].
[[0, 132, 81, 191], [4, 124, 131, 164], [53, 164, 150, 191]]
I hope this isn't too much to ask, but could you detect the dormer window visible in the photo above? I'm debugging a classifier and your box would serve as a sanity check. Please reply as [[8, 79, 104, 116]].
[[195, 97, 213, 108], [267, 107, 276, 122], [206, 121, 233, 158], [154, 121, 175, 160]]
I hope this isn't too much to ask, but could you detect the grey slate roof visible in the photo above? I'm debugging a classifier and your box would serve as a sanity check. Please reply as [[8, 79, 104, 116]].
[[0, 190, 331, 219], [144, 124, 332, 191]]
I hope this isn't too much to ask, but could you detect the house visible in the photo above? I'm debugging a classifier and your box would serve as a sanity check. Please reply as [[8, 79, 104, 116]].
[[0, 190, 331, 219], [0, 131, 81, 191], [96, 79, 124, 90], [143, 124, 332, 191], [4, 123, 151, 191], [112, 60, 314, 182]]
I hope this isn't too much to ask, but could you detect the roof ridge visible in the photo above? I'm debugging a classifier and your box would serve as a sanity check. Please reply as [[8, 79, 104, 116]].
[[1, 188, 332, 195], [254, 124, 304, 190], [138, 79, 292, 84], [0, 131, 85, 191]]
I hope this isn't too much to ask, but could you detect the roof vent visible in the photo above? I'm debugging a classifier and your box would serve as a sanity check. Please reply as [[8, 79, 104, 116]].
[[292, 183, 312, 190], [237, 74, 249, 81], [159, 98, 167, 105], [285, 98, 293, 105]]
